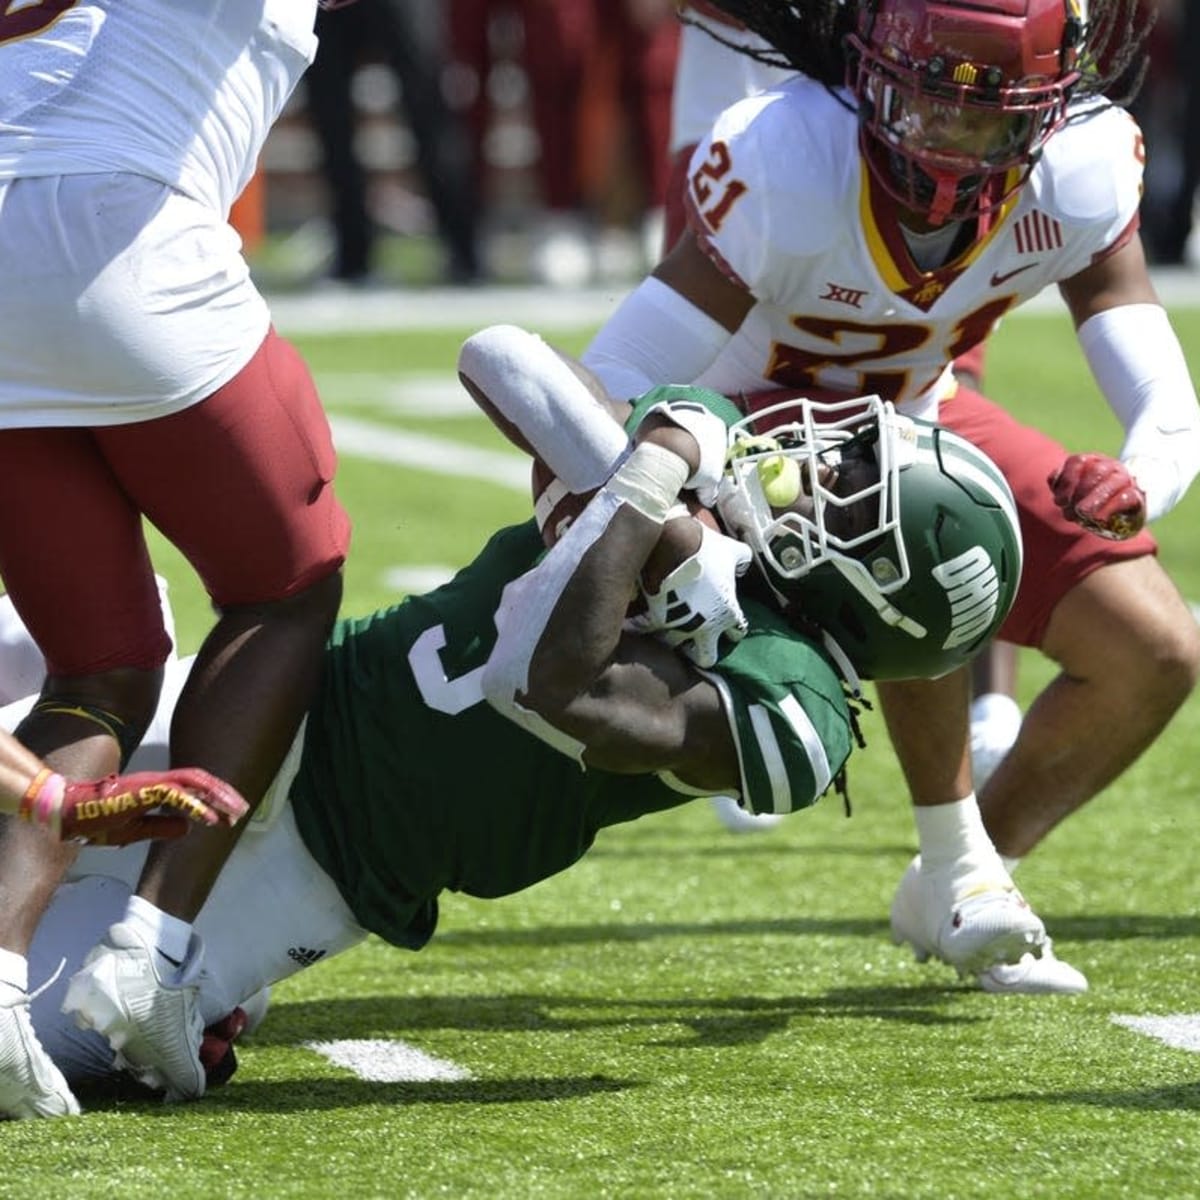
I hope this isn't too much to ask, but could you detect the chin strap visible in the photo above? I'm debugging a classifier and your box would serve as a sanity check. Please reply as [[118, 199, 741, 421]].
[[832, 556, 927, 639], [926, 169, 958, 226]]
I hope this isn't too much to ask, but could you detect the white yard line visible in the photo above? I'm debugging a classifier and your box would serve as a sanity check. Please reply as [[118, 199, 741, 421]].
[[1111, 1013, 1200, 1054], [329, 415, 529, 492], [271, 270, 1200, 337], [306, 1038, 471, 1083]]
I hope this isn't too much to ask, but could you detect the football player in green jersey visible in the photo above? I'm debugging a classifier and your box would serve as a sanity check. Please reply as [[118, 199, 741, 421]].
[[14, 327, 1028, 1111]]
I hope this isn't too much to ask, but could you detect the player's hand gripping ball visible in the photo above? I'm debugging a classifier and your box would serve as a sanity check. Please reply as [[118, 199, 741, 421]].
[[532, 456, 719, 547]]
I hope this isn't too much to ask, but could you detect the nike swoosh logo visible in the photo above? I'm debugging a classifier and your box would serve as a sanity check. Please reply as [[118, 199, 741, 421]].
[[990, 263, 1039, 286]]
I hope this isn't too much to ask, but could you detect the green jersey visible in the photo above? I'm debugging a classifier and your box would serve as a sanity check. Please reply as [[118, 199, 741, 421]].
[[290, 521, 853, 950]]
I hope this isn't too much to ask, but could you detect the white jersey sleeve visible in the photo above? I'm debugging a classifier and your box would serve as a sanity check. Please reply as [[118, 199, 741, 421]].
[[0, 4, 105, 125], [1028, 101, 1145, 279]]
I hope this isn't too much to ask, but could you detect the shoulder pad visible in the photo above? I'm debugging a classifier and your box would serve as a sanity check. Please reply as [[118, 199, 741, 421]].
[[1035, 103, 1144, 227]]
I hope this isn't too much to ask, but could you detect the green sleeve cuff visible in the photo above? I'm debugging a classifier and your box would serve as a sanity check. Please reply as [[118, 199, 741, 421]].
[[623, 385, 744, 435]]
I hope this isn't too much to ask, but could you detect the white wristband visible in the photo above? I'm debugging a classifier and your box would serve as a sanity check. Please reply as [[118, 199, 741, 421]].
[[603, 442, 691, 524]]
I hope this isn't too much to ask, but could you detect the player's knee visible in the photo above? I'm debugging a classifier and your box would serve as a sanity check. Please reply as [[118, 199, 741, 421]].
[[221, 567, 343, 635], [1127, 572, 1200, 702], [1151, 611, 1200, 704], [1109, 605, 1200, 713], [30, 666, 165, 766]]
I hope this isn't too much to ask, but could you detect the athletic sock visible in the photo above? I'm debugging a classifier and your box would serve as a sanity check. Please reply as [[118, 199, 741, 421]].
[[123, 895, 192, 967], [913, 793, 1006, 884]]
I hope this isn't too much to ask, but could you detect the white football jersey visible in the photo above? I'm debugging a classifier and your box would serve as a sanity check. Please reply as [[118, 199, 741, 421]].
[[0, 0, 318, 216], [684, 77, 1144, 420]]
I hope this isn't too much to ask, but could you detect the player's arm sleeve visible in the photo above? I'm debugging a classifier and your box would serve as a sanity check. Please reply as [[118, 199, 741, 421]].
[[688, 614, 855, 816], [1077, 303, 1200, 521], [581, 277, 734, 401]]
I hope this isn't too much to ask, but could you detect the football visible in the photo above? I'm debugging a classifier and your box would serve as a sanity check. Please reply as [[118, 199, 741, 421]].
[[531, 457, 594, 547]]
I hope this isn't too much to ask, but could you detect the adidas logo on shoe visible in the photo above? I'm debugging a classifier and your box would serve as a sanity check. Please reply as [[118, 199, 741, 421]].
[[287, 946, 326, 968]]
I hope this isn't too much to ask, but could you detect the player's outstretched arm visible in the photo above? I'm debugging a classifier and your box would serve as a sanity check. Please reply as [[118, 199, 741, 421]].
[[0, 730, 248, 845]]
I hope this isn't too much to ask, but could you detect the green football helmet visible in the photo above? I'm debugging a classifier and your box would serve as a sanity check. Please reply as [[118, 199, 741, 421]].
[[715, 394, 1023, 682]]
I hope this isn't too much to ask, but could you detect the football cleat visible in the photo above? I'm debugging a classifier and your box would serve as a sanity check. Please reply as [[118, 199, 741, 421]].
[[890, 854, 1046, 977], [0, 979, 80, 1119], [62, 922, 206, 1103], [977, 939, 1088, 995]]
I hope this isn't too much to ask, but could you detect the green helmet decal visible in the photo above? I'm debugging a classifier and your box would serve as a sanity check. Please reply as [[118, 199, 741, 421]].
[[717, 397, 1022, 682]]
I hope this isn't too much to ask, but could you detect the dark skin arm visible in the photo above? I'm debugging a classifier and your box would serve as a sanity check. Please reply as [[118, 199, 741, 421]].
[[1058, 231, 1159, 326], [653, 230, 757, 332], [518, 417, 739, 794]]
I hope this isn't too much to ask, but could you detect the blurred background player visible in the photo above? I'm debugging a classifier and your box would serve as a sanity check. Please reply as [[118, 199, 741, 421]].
[[447, 0, 680, 286], [306, 0, 484, 286]]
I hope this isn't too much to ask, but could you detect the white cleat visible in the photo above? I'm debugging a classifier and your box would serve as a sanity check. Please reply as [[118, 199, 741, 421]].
[[0, 980, 80, 1119], [890, 854, 1046, 977], [62, 922, 206, 1103], [977, 939, 1088, 995], [710, 795, 783, 834]]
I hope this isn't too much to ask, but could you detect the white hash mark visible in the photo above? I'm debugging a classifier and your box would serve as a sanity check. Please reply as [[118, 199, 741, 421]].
[[305, 1039, 471, 1082], [1111, 1014, 1200, 1053]]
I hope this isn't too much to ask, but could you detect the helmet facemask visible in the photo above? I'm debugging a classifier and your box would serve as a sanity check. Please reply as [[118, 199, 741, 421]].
[[716, 395, 1023, 682], [847, 0, 1082, 225], [718, 396, 923, 641]]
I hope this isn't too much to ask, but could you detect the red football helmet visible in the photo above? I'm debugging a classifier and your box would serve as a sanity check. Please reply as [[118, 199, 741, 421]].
[[847, 0, 1084, 224]]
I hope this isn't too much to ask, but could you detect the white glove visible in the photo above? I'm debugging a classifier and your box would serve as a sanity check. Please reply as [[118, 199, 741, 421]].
[[630, 522, 752, 668], [641, 401, 729, 507]]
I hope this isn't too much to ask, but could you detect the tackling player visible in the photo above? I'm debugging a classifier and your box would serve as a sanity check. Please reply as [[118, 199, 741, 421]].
[[0, 1, 352, 1118], [582, 0, 1200, 995]]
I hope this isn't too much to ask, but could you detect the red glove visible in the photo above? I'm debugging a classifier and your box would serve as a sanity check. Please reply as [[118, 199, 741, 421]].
[[1048, 452, 1147, 541], [18, 767, 249, 846]]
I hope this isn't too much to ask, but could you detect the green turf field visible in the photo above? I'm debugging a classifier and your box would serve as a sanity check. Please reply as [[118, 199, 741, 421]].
[[4, 301, 1200, 1199]]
